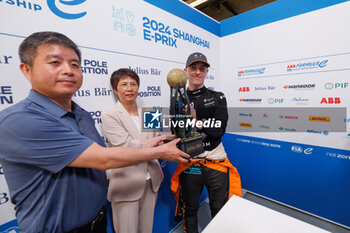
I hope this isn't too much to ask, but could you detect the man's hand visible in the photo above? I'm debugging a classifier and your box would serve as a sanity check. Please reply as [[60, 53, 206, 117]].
[[141, 134, 176, 148], [158, 138, 190, 163]]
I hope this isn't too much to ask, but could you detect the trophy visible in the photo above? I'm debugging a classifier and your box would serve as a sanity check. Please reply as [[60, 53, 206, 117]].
[[166, 69, 204, 158]]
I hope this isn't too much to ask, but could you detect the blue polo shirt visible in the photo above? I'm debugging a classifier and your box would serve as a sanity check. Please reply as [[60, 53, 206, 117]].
[[0, 90, 107, 233]]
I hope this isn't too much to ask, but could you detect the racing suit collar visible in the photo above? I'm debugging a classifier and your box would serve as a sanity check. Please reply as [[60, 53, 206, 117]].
[[187, 86, 208, 97]]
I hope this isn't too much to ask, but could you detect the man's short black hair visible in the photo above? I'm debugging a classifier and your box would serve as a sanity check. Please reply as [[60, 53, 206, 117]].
[[19, 31, 81, 66]]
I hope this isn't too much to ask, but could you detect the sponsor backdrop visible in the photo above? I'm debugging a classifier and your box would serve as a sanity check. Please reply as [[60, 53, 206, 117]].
[[220, 0, 350, 228], [1, 0, 350, 232]]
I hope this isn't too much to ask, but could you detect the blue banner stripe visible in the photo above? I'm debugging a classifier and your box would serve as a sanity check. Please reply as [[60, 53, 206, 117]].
[[223, 133, 350, 227], [0, 219, 18, 231]]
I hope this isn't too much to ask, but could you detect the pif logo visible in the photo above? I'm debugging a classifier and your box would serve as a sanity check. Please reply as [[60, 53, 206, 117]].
[[324, 82, 349, 90], [320, 97, 341, 104], [268, 98, 284, 104], [238, 87, 250, 92], [143, 110, 161, 129], [47, 0, 87, 20]]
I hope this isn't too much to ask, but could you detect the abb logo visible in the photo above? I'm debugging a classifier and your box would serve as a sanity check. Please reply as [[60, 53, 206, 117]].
[[238, 87, 250, 92], [320, 97, 341, 104]]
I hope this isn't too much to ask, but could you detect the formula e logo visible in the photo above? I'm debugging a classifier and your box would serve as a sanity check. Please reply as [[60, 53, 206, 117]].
[[303, 148, 313, 155], [291, 145, 313, 154], [143, 110, 161, 129], [47, 0, 87, 20], [238, 68, 265, 77]]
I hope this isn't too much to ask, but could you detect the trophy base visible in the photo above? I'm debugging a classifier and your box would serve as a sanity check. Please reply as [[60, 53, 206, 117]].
[[178, 134, 205, 158]]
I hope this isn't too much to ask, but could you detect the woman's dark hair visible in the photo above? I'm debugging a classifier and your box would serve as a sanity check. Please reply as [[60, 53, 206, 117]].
[[110, 68, 140, 90]]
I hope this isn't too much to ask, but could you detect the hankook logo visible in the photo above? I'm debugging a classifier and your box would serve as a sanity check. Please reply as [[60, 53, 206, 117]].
[[239, 98, 262, 103], [283, 84, 315, 90]]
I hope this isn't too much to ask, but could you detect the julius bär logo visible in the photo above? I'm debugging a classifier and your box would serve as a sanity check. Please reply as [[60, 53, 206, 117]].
[[0, 55, 13, 64], [291, 97, 309, 105], [255, 86, 275, 91], [143, 110, 161, 129], [47, 0, 87, 20]]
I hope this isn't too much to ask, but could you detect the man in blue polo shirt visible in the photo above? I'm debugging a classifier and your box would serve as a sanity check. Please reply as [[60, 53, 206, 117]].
[[0, 31, 189, 233]]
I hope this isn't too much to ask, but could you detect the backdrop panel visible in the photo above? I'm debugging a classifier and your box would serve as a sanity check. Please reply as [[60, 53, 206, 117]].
[[220, 0, 350, 227], [0, 0, 219, 232]]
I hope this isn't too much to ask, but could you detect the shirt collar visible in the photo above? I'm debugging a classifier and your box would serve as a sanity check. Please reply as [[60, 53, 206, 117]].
[[187, 86, 208, 97], [27, 89, 80, 118]]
